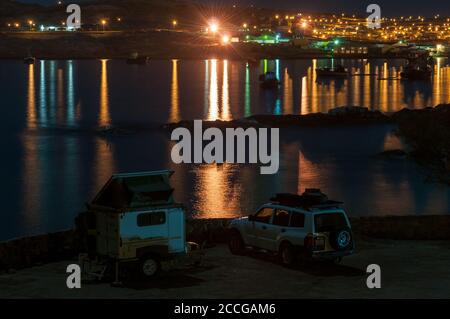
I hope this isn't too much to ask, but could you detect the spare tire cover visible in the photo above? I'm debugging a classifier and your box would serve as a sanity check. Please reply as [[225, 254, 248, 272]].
[[329, 227, 352, 251]]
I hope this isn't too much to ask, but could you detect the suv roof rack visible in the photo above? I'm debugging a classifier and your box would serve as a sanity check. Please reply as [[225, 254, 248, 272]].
[[270, 189, 343, 210]]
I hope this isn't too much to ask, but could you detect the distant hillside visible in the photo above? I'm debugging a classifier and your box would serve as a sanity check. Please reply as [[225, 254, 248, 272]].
[[0, 0, 42, 17], [1, 0, 278, 29]]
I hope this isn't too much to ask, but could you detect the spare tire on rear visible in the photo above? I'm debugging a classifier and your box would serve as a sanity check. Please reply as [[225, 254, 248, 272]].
[[329, 227, 352, 251]]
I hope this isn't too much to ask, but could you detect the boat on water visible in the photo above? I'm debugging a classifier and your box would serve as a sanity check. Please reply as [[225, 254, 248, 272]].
[[400, 65, 432, 80], [316, 65, 349, 77], [401, 54, 433, 80], [259, 71, 280, 89], [126, 53, 149, 65], [24, 56, 35, 65]]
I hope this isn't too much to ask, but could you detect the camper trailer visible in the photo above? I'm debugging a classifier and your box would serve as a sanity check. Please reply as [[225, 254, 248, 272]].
[[78, 170, 187, 279]]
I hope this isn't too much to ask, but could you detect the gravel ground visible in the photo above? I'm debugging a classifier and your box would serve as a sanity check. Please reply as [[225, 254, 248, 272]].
[[0, 238, 449, 299]]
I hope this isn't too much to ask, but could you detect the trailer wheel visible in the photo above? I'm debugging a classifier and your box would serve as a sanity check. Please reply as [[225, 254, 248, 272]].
[[140, 256, 160, 278]]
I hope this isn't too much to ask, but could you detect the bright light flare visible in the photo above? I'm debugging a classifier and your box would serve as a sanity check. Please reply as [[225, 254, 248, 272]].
[[209, 21, 219, 33], [221, 35, 230, 45]]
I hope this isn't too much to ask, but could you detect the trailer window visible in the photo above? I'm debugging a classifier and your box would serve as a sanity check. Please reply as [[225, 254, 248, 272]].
[[137, 211, 166, 226]]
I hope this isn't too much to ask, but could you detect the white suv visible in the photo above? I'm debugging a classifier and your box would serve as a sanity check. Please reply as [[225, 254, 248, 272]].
[[228, 190, 354, 265]]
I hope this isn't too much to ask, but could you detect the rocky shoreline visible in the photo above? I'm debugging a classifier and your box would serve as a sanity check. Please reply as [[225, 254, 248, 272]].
[[0, 31, 328, 60], [2, 31, 446, 60], [164, 104, 450, 184]]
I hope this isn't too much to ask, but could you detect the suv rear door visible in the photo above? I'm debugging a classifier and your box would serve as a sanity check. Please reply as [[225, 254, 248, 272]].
[[313, 211, 351, 252]]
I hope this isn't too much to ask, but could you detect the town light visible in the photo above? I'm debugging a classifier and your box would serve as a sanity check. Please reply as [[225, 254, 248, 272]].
[[172, 20, 178, 27], [101, 19, 107, 31], [243, 23, 247, 28], [221, 35, 230, 45], [209, 20, 219, 33], [301, 22, 308, 28]]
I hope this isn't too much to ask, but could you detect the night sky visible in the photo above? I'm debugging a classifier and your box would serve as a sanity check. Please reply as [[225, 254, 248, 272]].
[[17, 0, 450, 16]]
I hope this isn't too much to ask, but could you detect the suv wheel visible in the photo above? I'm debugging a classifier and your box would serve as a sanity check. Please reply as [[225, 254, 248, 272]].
[[279, 242, 295, 266], [228, 231, 245, 255], [140, 255, 160, 278]]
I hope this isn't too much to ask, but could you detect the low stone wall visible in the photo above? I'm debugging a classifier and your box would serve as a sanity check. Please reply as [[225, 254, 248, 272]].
[[0, 230, 78, 272], [1, 216, 449, 272], [351, 216, 450, 240]]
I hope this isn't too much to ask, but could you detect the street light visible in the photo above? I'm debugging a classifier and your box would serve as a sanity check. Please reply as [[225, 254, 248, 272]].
[[101, 19, 106, 31], [28, 20, 33, 31], [221, 35, 230, 45], [208, 20, 219, 34], [172, 20, 177, 28]]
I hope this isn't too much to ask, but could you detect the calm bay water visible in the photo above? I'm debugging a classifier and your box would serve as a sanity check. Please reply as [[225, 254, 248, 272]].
[[1, 58, 450, 241]]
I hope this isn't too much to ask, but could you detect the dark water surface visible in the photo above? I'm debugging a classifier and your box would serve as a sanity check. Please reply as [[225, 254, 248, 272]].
[[1, 58, 449, 240]]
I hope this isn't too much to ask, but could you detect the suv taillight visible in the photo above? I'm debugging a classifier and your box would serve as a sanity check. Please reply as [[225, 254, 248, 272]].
[[304, 234, 325, 251]]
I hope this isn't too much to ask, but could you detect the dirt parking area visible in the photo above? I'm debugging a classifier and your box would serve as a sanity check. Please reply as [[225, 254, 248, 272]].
[[0, 238, 449, 299]]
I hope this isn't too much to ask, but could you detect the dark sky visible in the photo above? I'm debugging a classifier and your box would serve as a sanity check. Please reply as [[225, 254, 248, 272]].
[[17, 0, 450, 16]]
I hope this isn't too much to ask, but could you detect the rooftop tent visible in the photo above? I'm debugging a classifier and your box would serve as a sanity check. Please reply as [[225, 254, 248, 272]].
[[91, 170, 175, 210], [270, 189, 343, 210]]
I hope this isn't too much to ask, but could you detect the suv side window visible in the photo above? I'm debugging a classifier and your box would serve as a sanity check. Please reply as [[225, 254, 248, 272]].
[[273, 209, 290, 227], [254, 207, 274, 224], [290, 213, 305, 228]]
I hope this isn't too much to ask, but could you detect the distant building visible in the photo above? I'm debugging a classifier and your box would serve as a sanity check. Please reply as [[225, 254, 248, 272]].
[[243, 34, 290, 44], [335, 45, 368, 55], [39, 25, 80, 32]]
